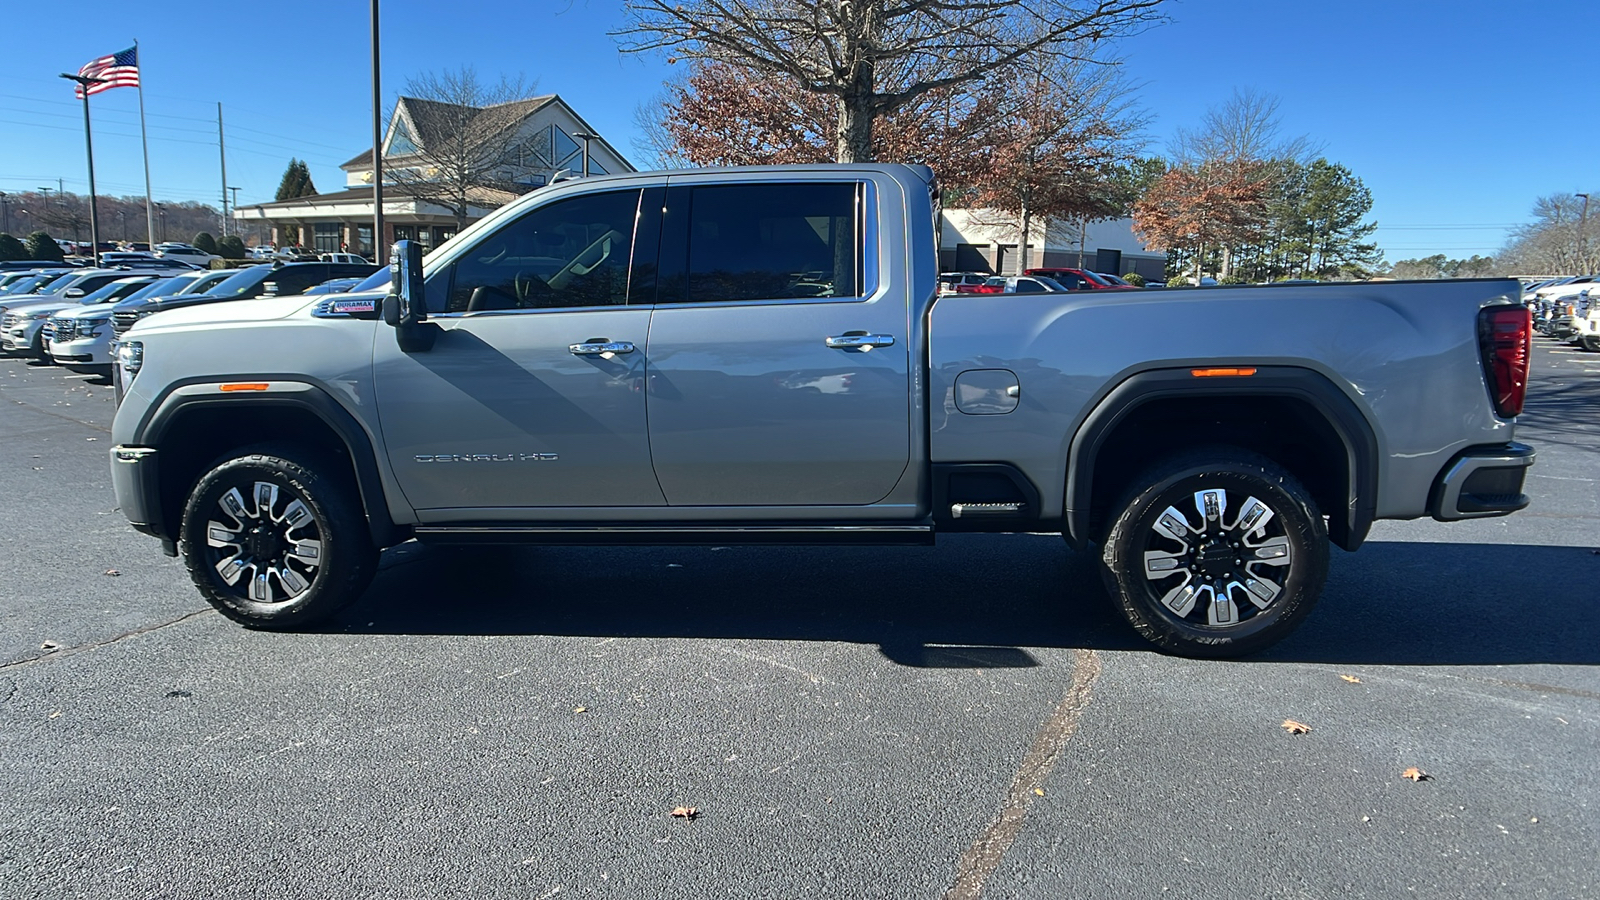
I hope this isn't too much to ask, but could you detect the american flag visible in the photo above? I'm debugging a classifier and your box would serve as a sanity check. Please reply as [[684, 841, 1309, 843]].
[[75, 46, 140, 97]]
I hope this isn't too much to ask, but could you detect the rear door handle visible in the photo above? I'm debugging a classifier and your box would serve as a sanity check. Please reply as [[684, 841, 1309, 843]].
[[569, 340, 636, 356], [825, 333, 896, 350]]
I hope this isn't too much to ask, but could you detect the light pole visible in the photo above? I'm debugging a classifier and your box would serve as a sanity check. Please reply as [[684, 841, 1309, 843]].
[[60, 72, 107, 266], [0, 191, 8, 234], [572, 131, 594, 177], [156, 203, 166, 241], [1577, 193, 1590, 271], [371, 0, 385, 264]]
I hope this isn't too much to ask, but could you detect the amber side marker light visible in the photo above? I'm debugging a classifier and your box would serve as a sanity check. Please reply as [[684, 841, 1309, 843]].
[[1190, 367, 1257, 378], [219, 383, 270, 392]]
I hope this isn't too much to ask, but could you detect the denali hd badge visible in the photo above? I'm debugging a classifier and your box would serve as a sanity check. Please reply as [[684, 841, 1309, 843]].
[[415, 453, 559, 463]]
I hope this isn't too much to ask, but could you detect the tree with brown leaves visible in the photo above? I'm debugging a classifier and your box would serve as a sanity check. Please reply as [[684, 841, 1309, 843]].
[[615, 0, 1168, 163]]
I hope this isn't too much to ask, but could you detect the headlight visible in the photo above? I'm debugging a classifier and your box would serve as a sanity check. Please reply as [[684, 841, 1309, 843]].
[[31, 311, 52, 320], [117, 340, 144, 382], [78, 321, 105, 338]]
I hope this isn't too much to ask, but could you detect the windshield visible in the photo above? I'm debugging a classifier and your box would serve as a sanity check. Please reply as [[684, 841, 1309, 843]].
[[122, 277, 182, 302], [175, 271, 233, 295], [350, 267, 392, 292], [80, 279, 156, 304], [1034, 276, 1068, 291], [202, 265, 271, 297], [2, 275, 42, 294]]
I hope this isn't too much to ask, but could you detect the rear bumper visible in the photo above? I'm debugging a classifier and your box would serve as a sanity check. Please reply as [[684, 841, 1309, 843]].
[[1429, 442, 1535, 521]]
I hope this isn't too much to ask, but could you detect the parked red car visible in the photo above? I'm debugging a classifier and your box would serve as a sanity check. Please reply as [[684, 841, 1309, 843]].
[[1022, 267, 1140, 291]]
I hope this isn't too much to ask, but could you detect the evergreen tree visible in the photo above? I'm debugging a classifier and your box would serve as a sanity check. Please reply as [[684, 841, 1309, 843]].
[[217, 235, 247, 259], [26, 231, 65, 263], [193, 232, 219, 255], [0, 233, 28, 261], [275, 159, 317, 202]]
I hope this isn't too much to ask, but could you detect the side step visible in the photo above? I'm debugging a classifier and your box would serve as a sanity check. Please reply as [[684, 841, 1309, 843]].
[[950, 502, 1024, 518], [413, 524, 936, 546]]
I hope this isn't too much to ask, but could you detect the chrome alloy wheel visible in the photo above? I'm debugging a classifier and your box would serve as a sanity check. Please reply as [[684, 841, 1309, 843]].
[[205, 480, 323, 604], [1140, 488, 1293, 628]]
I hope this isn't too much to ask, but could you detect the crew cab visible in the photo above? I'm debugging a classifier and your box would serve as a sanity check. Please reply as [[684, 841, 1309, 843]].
[[108, 164, 1535, 657]]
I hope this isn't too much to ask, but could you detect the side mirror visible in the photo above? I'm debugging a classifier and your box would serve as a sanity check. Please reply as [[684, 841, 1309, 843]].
[[65, 288, 86, 298], [383, 240, 427, 327]]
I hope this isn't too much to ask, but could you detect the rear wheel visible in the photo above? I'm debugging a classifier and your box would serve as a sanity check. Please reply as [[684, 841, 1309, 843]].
[[179, 448, 377, 629], [1100, 449, 1328, 657]]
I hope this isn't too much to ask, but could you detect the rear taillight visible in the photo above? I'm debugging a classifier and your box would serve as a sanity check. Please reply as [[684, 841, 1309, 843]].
[[1478, 306, 1532, 418]]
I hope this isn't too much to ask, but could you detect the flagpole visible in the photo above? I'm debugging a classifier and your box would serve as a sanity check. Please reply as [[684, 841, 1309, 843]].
[[135, 39, 155, 247]]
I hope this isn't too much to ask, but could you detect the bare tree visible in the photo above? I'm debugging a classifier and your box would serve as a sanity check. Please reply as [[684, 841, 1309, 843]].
[[1495, 191, 1600, 275], [615, 0, 1168, 163], [386, 67, 544, 229], [1141, 89, 1317, 280], [968, 53, 1147, 269]]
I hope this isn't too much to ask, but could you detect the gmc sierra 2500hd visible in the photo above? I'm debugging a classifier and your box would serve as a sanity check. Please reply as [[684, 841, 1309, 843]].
[[109, 164, 1535, 656]]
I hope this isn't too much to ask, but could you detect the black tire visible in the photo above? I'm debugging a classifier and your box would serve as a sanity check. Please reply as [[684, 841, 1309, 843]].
[[1100, 448, 1329, 658], [179, 447, 377, 629]]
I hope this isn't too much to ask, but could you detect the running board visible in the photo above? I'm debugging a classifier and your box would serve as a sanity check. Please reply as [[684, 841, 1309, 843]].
[[413, 524, 936, 546]]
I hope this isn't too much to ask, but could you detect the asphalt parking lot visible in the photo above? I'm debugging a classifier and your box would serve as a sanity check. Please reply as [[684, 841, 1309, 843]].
[[2, 338, 1597, 899]]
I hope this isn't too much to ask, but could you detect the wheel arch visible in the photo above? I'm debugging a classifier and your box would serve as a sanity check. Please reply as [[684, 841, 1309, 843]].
[[137, 383, 404, 550], [1064, 366, 1379, 552]]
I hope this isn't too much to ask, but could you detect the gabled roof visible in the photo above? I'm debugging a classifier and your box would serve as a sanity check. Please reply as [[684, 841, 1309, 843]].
[[341, 95, 558, 169]]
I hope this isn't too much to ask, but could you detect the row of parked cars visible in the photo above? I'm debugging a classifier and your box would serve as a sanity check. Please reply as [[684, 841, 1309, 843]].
[[0, 260, 383, 375], [1523, 275, 1600, 351], [939, 267, 1147, 295]]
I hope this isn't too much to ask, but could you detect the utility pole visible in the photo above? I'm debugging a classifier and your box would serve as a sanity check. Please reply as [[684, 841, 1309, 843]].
[[218, 103, 230, 236], [60, 73, 107, 266], [0, 192, 8, 234]]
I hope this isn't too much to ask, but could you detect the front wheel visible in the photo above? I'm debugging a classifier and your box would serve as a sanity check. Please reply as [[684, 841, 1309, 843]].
[[1100, 449, 1329, 658], [179, 448, 377, 629]]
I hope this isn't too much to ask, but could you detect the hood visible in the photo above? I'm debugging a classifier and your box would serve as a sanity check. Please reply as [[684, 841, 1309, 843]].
[[55, 303, 115, 321], [2, 297, 82, 316], [130, 292, 320, 333]]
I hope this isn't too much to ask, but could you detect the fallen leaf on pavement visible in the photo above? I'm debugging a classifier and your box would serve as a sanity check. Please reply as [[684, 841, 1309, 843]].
[[1033, 788, 1045, 797], [104, 569, 121, 577], [40, 641, 60, 651], [1281, 719, 1311, 735], [573, 706, 587, 714], [670, 806, 699, 819], [1402, 767, 1430, 782], [1339, 674, 1361, 683]]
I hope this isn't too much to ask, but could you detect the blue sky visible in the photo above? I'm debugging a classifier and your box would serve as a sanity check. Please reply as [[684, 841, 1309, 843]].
[[1, 0, 1593, 262]]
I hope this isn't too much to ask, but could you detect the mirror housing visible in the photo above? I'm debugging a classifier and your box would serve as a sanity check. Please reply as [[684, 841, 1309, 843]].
[[65, 288, 86, 298], [382, 240, 427, 327], [383, 240, 435, 352]]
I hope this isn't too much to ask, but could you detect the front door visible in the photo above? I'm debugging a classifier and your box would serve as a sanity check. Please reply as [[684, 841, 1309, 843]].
[[374, 188, 664, 513], [643, 180, 911, 507]]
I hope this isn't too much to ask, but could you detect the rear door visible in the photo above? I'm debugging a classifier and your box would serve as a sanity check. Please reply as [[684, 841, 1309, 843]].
[[642, 176, 912, 507]]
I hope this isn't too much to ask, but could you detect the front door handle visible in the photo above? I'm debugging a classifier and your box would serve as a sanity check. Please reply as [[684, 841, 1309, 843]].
[[825, 332, 896, 350], [569, 340, 636, 356]]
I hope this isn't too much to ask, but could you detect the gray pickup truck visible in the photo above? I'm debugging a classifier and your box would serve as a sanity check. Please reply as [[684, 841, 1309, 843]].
[[109, 164, 1535, 656]]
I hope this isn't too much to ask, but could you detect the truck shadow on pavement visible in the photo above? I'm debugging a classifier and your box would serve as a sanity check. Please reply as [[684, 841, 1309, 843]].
[[331, 534, 1600, 668]]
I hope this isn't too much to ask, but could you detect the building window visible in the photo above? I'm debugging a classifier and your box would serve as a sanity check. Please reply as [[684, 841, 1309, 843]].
[[356, 225, 373, 258], [313, 223, 341, 253]]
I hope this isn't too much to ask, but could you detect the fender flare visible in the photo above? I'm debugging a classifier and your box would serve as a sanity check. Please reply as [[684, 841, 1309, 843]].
[[136, 378, 404, 548], [1064, 366, 1380, 552]]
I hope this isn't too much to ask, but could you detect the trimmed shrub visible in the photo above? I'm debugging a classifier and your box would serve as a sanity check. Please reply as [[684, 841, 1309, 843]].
[[217, 235, 247, 260], [192, 232, 219, 255], [26, 231, 65, 263], [1121, 272, 1145, 287], [0, 233, 28, 261]]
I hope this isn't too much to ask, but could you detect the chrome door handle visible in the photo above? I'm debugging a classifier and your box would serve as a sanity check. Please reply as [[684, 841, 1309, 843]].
[[825, 333, 896, 350], [569, 340, 636, 356]]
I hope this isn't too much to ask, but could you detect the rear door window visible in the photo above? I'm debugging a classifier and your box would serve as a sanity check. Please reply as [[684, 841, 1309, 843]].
[[665, 182, 862, 303]]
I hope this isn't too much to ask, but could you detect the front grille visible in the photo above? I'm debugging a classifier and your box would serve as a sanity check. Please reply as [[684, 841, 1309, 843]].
[[111, 309, 145, 337], [1, 313, 18, 330], [48, 317, 75, 342]]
